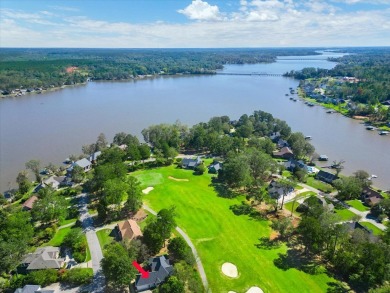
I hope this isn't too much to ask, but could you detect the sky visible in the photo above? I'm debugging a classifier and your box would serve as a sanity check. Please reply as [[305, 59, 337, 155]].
[[1, 0, 390, 48]]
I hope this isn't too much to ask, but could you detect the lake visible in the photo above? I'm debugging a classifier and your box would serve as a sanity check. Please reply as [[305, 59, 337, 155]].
[[0, 51, 389, 191]]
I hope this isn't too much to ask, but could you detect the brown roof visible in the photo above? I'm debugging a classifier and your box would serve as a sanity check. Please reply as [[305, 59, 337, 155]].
[[273, 147, 294, 157], [22, 195, 39, 210], [362, 187, 383, 206], [117, 219, 142, 241]]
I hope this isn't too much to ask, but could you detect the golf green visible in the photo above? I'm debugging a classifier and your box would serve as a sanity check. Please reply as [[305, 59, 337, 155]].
[[133, 165, 334, 292]]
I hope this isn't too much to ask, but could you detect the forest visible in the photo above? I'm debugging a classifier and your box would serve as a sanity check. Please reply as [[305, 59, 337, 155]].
[[0, 48, 320, 93]]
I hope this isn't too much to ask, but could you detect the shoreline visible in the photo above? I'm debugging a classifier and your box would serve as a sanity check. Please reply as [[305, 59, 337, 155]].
[[296, 88, 390, 131]]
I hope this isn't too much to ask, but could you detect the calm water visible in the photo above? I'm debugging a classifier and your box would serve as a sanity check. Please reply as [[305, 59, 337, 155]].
[[1, 52, 389, 191]]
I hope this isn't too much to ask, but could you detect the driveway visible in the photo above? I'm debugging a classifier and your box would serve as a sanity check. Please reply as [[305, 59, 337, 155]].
[[78, 193, 105, 292]]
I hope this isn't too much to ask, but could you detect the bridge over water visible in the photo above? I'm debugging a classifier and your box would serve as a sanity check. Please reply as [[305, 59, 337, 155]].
[[215, 72, 283, 77]]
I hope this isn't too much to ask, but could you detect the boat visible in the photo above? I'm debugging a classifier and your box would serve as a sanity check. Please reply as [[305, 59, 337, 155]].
[[371, 174, 378, 178], [326, 110, 333, 114], [308, 103, 314, 107], [319, 155, 329, 161], [289, 97, 293, 100], [366, 126, 375, 130], [379, 131, 389, 135], [285, 94, 289, 96], [293, 99, 297, 102], [304, 136, 312, 140]]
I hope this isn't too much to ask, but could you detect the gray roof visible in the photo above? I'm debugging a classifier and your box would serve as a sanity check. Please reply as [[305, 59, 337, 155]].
[[182, 156, 201, 168], [89, 151, 101, 162], [22, 246, 64, 270], [14, 285, 40, 293], [75, 158, 92, 168], [135, 255, 173, 291]]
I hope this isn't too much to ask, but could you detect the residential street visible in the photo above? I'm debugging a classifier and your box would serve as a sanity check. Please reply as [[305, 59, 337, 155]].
[[79, 193, 105, 292], [143, 204, 211, 293]]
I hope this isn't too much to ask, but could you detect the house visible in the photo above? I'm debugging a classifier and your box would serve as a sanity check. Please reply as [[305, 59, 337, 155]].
[[277, 138, 289, 148], [273, 147, 294, 159], [88, 151, 102, 164], [343, 222, 378, 243], [285, 159, 306, 172], [67, 158, 92, 173], [42, 176, 66, 190], [181, 156, 202, 169], [21, 246, 65, 271], [269, 132, 280, 142], [135, 255, 173, 292], [4, 189, 17, 202], [117, 219, 143, 241], [316, 170, 337, 184], [380, 100, 390, 106], [268, 180, 294, 200], [361, 187, 383, 206], [22, 195, 39, 211], [14, 285, 54, 293], [208, 161, 222, 174]]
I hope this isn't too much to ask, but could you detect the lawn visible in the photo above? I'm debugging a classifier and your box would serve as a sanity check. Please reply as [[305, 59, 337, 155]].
[[346, 200, 370, 212], [305, 177, 334, 193], [45, 226, 73, 247], [359, 222, 383, 236], [132, 165, 335, 293], [334, 209, 357, 221], [96, 229, 116, 250], [85, 238, 91, 262]]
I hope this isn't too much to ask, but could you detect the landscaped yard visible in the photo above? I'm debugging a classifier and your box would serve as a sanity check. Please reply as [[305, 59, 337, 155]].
[[305, 177, 334, 193], [45, 226, 73, 247], [334, 209, 357, 221], [96, 228, 116, 250], [346, 200, 370, 212], [359, 222, 383, 236], [132, 165, 335, 293]]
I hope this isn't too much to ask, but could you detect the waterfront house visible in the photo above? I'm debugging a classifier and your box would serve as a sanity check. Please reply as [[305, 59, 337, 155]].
[[181, 156, 202, 169], [135, 255, 173, 292], [88, 151, 102, 164], [277, 138, 289, 148], [361, 187, 383, 206], [67, 158, 92, 173], [285, 159, 307, 172], [22, 195, 39, 211], [21, 246, 65, 271], [316, 170, 337, 184], [117, 219, 143, 241], [273, 147, 294, 159]]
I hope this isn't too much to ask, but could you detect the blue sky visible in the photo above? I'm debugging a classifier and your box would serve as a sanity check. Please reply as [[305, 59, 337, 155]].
[[1, 0, 390, 47]]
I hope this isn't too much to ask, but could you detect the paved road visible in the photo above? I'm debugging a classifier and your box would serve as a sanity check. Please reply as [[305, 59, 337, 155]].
[[79, 194, 105, 293], [143, 204, 211, 293]]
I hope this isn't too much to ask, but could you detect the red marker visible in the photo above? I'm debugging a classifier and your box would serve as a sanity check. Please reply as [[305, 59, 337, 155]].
[[132, 261, 150, 279]]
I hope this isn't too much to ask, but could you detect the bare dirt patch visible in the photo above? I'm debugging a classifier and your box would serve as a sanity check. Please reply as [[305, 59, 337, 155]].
[[142, 187, 154, 194], [168, 176, 189, 182], [222, 262, 238, 278], [66, 66, 78, 73], [246, 287, 264, 293], [132, 209, 147, 222]]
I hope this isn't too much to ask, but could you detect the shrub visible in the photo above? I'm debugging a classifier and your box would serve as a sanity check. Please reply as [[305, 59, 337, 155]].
[[194, 164, 206, 175], [230, 202, 253, 215], [61, 268, 93, 286], [26, 269, 58, 286]]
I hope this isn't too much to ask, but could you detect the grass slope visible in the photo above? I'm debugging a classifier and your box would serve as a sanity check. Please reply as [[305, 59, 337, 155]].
[[359, 222, 383, 236], [96, 229, 115, 250], [346, 200, 370, 212], [133, 165, 334, 293]]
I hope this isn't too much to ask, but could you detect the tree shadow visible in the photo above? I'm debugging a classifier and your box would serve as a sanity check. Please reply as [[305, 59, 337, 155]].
[[211, 182, 239, 199], [255, 237, 281, 250], [326, 281, 351, 293], [273, 249, 326, 275]]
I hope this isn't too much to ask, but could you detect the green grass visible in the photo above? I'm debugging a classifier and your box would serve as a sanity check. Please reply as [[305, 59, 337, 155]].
[[59, 218, 77, 226], [359, 222, 383, 236], [284, 201, 302, 216], [96, 229, 116, 250], [346, 200, 370, 212], [133, 165, 335, 293], [334, 209, 357, 221], [305, 177, 334, 193], [85, 236, 91, 262], [45, 226, 73, 247]]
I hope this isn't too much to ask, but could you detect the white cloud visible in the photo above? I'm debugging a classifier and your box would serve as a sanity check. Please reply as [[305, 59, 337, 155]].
[[178, 0, 224, 21], [1, 1, 390, 47]]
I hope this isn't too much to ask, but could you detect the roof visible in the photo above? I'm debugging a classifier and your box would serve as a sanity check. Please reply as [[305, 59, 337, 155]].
[[362, 187, 383, 205], [14, 285, 41, 293], [22, 195, 39, 210], [22, 246, 64, 270], [209, 162, 222, 172], [75, 158, 92, 168], [135, 256, 173, 291], [343, 222, 378, 242], [89, 151, 102, 162], [42, 176, 64, 188], [273, 147, 294, 157], [117, 219, 143, 241], [316, 170, 337, 182], [182, 156, 201, 168]]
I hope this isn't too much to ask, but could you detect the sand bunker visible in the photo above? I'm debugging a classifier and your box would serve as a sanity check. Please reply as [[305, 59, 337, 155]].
[[222, 262, 238, 278], [142, 187, 154, 194], [168, 176, 189, 182], [246, 287, 264, 293]]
